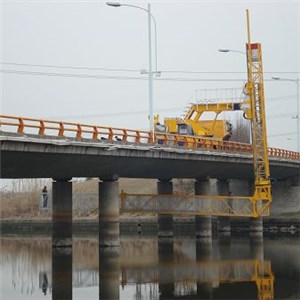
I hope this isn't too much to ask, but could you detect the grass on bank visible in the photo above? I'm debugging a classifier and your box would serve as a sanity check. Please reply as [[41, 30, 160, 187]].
[[1, 178, 193, 220]]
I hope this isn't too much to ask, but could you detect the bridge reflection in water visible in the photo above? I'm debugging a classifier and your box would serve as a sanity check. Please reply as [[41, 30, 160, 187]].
[[0, 235, 279, 300]]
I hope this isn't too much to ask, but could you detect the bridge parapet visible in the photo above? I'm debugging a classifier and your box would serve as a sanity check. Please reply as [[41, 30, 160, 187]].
[[1, 115, 299, 161]]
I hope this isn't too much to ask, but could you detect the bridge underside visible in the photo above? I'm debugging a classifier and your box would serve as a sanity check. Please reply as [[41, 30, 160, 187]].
[[1, 150, 251, 180], [0, 136, 299, 180]]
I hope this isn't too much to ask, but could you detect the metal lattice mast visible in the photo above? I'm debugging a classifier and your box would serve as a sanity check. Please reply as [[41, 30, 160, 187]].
[[245, 9, 271, 214]]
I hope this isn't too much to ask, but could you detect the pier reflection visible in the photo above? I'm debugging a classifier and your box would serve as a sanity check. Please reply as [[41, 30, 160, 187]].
[[0, 235, 279, 300], [120, 236, 274, 300], [52, 245, 72, 300], [99, 247, 120, 300]]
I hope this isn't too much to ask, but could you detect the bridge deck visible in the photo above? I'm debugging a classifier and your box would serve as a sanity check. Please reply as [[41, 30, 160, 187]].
[[0, 132, 299, 180]]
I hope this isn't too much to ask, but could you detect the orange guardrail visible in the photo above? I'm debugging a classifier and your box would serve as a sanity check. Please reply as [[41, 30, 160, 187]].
[[0, 115, 299, 161]]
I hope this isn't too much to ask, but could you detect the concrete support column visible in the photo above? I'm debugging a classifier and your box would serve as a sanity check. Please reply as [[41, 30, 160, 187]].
[[157, 180, 173, 237], [195, 180, 212, 238], [52, 178, 72, 247], [216, 180, 231, 235], [99, 247, 120, 300], [52, 247, 72, 300], [99, 179, 120, 247], [249, 218, 263, 236], [248, 181, 264, 235]]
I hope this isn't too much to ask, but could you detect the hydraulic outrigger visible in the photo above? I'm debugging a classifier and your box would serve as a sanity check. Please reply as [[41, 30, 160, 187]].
[[120, 10, 272, 218]]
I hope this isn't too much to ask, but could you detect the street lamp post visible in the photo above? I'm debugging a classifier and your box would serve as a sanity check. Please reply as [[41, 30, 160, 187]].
[[218, 49, 246, 55], [107, 2, 158, 134], [272, 77, 300, 152]]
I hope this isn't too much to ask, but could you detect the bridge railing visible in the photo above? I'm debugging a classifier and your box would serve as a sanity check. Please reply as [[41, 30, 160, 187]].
[[0, 115, 299, 160]]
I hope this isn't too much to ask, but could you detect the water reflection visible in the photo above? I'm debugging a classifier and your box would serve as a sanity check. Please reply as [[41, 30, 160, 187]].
[[40, 272, 50, 295], [1, 235, 300, 299], [52, 246, 72, 300], [121, 237, 274, 299], [99, 247, 120, 300]]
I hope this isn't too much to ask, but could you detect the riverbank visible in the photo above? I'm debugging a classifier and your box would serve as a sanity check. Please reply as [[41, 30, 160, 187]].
[[1, 217, 299, 236]]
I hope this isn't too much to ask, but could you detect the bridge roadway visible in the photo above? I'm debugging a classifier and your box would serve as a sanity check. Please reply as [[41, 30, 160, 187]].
[[0, 132, 299, 181]]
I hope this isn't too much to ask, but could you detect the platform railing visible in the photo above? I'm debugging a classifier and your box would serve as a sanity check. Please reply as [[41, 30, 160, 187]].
[[0, 115, 299, 160]]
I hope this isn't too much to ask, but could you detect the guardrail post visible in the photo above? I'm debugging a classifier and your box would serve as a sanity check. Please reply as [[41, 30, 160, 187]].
[[195, 179, 212, 238], [99, 176, 120, 247], [157, 179, 173, 237]]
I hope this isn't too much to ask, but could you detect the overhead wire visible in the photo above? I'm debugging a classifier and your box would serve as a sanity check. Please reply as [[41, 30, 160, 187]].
[[268, 132, 296, 138], [0, 62, 140, 73], [1, 61, 299, 75], [1, 68, 296, 82]]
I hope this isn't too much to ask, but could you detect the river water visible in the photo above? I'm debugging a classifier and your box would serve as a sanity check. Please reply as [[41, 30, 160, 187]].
[[0, 234, 299, 300]]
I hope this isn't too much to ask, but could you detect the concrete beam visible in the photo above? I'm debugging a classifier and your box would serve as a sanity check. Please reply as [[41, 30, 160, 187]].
[[290, 175, 300, 186]]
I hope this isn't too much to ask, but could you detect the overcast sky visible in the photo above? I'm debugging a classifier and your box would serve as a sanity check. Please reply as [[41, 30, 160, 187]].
[[1, 0, 299, 151]]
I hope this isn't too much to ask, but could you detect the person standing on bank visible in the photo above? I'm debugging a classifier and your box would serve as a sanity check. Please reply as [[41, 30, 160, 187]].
[[42, 186, 48, 208]]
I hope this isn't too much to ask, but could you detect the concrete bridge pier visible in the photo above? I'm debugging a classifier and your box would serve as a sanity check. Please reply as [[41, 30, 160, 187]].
[[195, 179, 212, 238], [230, 179, 264, 234], [157, 180, 173, 237], [248, 181, 264, 235], [249, 218, 263, 236], [99, 178, 120, 247], [216, 180, 231, 235], [52, 178, 72, 247], [99, 247, 120, 300]]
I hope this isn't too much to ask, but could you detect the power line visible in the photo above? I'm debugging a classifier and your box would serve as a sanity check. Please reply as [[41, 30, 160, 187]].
[[268, 112, 296, 119], [2, 68, 296, 82], [49, 105, 295, 120], [163, 70, 299, 75], [268, 132, 296, 138], [0, 62, 140, 73], [1, 62, 299, 75], [0, 69, 249, 82], [49, 107, 183, 120]]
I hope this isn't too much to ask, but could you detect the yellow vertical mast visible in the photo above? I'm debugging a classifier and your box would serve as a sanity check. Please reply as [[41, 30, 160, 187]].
[[245, 9, 272, 216]]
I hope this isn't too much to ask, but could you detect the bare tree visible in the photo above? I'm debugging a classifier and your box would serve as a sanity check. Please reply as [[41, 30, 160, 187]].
[[229, 113, 251, 143]]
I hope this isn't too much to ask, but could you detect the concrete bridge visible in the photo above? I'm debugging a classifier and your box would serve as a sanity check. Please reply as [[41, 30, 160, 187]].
[[1, 132, 299, 181], [1, 115, 300, 246]]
